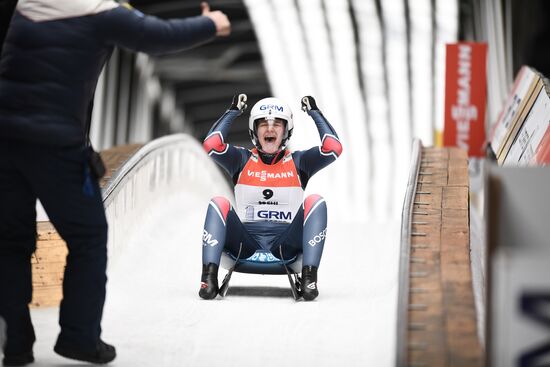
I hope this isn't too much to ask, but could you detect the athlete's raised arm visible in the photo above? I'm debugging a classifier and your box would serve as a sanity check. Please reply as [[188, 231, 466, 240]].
[[293, 96, 343, 184], [202, 94, 250, 180]]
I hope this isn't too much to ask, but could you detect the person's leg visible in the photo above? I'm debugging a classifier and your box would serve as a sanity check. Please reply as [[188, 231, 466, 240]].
[[21, 144, 114, 362], [0, 141, 37, 365], [272, 194, 328, 266], [301, 194, 327, 300], [273, 194, 327, 300], [0, 316, 6, 350], [269, 208, 303, 261], [302, 194, 328, 267], [200, 197, 258, 299], [202, 197, 230, 266]]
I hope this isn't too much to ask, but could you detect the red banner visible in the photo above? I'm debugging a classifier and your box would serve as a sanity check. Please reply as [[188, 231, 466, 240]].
[[443, 43, 488, 157]]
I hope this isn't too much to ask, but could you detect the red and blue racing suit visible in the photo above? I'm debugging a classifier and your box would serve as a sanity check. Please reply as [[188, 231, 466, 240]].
[[201, 106, 342, 268]]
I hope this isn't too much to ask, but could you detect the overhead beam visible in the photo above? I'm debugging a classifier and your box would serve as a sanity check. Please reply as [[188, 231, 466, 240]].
[[177, 83, 270, 104], [156, 64, 266, 82], [154, 42, 260, 63], [186, 101, 245, 121]]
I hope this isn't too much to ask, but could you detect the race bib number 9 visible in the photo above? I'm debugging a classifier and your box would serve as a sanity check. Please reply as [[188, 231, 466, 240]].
[[235, 185, 303, 223]]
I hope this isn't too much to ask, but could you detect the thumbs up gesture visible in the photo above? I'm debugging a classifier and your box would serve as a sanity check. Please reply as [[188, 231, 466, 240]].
[[201, 2, 231, 37]]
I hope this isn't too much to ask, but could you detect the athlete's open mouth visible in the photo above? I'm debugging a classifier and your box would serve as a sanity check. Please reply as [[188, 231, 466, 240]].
[[265, 136, 276, 143]]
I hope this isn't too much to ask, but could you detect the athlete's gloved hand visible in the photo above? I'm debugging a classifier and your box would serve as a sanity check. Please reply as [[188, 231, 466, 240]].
[[301, 96, 319, 112], [230, 93, 248, 114]]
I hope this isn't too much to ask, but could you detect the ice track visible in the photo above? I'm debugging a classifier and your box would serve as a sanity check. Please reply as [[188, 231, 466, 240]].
[[31, 192, 399, 366], [29, 135, 400, 366]]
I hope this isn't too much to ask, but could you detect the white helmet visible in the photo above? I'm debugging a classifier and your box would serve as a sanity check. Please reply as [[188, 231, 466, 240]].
[[248, 97, 294, 151]]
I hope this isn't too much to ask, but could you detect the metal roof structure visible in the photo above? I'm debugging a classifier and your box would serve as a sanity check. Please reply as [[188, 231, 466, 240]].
[[132, 0, 269, 147]]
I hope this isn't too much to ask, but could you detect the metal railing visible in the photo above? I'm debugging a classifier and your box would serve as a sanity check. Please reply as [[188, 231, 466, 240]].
[[395, 138, 422, 366], [101, 134, 233, 266]]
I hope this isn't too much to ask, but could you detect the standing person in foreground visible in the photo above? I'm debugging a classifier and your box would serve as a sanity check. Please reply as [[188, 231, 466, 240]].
[[200, 94, 343, 301], [0, 318, 5, 356], [0, 1, 230, 365]]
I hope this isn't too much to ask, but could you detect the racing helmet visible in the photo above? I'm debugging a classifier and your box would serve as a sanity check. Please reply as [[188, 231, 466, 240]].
[[248, 97, 294, 151]]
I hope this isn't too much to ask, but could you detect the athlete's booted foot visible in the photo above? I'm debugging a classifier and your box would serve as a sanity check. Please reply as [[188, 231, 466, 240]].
[[301, 265, 319, 301], [199, 263, 219, 300]]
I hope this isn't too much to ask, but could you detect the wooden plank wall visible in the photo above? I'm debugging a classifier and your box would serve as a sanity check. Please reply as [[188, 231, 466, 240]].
[[407, 147, 483, 366]]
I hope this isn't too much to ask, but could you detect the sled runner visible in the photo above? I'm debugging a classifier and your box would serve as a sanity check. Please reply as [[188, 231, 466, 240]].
[[219, 248, 303, 300]]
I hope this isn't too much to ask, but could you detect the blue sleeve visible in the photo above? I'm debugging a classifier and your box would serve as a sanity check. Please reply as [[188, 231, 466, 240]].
[[96, 6, 216, 55], [203, 109, 250, 182], [293, 109, 343, 188]]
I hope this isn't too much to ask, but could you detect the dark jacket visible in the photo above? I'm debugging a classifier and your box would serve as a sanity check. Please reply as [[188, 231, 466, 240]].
[[0, 5, 215, 146]]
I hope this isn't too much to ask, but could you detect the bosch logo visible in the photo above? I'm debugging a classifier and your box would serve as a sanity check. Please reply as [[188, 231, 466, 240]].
[[259, 105, 284, 112], [308, 228, 327, 247], [258, 210, 292, 221]]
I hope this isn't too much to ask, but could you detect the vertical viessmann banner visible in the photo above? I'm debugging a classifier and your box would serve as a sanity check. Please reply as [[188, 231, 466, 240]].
[[443, 43, 488, 157]]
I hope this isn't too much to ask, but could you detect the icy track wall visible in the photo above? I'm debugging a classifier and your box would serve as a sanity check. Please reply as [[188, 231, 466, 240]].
[[396, 139, 422, 367], [101, 134, 233, 267]]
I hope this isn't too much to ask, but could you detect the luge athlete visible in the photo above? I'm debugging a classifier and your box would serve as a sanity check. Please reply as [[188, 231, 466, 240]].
[[200, 95, 342, 301]]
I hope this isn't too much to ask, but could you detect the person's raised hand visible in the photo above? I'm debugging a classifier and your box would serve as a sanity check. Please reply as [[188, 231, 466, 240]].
[[230, 93, 248, 114], [301, 96, 319, 112], [201, 2, 231, 37]]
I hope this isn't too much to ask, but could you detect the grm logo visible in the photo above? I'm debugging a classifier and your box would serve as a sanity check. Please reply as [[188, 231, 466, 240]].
[[202, 229, 218, 247], [259, 105, 283, 112], [258, 210, 292, 221]]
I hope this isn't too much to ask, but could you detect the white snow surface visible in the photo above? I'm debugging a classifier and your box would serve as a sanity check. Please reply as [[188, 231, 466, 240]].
[[30, 192, 400, 366]]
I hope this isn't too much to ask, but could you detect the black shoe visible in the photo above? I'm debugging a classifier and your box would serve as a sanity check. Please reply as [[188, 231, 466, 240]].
[[54, 339, 116, 364], [199, 263, 219, 300], [2, 351, 34, 366], [302, 265, 319, 301]]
